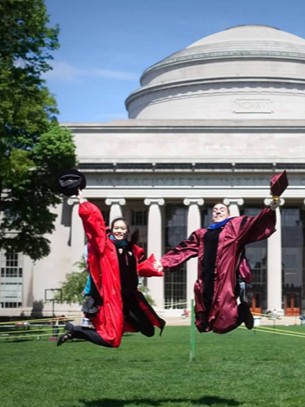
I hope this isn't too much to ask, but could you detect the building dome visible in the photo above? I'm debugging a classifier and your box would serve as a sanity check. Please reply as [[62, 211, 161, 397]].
[[125, 25, 305, 120]]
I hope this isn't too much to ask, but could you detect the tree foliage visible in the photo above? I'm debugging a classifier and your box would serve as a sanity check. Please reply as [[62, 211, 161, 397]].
[[56, 256, 155, 306], [0, 0, 77, 260], [55, 258, 88, 305]]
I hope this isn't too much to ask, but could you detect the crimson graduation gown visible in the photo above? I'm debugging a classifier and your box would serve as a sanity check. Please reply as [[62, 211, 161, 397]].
[[161, 207, 276, 334], [79, 201, 165, 347]]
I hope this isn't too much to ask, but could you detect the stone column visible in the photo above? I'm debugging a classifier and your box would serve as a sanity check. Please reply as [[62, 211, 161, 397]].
[[223, 198, 244, 216], [105, 198, 126, 224], [69, 199, 85, 268], [264, 198, 284, 314], [144, 198, 165, 308], [183, 198, 204, 310]]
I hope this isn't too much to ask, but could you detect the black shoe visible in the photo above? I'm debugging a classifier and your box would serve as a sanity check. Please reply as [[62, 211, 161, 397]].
[[57, 333, 70, 346], [239, 302, 254, 330]]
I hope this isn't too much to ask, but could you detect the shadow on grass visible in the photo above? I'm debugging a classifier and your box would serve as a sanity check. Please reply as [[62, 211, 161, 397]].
[[4, 338, 33, 343], [80, 395, 240, 406]]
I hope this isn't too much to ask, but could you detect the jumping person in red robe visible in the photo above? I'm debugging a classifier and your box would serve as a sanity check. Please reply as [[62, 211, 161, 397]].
[[155, 200, 278, 334], [57, 191, 165, 347]]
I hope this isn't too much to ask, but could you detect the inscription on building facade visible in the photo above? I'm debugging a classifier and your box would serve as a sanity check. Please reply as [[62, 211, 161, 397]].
[[87, 173, 305, 189], [88, 173, 304, 188], [233, 99, 273, 114]]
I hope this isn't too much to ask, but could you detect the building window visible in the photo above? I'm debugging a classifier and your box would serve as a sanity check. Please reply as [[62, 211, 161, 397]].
[[131, 210, 147, 226], [241, 206, 268, 310], [0, 250, 23, 309], [164, 205, 187, 309], [281, 207, 304, 314]]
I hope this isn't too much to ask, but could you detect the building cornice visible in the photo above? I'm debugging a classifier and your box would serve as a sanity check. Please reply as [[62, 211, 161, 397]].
[[143, 50, 305, 76], [63, 120, 305, 133], [78, 162, 305, 173]]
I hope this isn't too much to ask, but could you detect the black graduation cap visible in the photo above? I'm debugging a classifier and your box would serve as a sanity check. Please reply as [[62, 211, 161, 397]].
[[270, 170, 288, 197], [57, 169, 86, 196]]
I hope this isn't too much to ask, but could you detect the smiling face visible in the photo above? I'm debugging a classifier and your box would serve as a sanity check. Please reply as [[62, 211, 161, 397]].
[[111, 219, 128, 240], [212, 203, 230, 223]]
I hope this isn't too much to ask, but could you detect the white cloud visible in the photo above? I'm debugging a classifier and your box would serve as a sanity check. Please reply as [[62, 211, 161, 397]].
[[90, 68, 138, 81], [44, 60, 138, 82], [44, 61, 80, 81]]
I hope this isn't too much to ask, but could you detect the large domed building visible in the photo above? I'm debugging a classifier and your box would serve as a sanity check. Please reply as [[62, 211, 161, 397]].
[[127, 25, 305, 121], [2, 25, 305, 319]]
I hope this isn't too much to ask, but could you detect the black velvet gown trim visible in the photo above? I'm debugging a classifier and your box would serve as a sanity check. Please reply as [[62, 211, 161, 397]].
[[202, 228, 222, 313]]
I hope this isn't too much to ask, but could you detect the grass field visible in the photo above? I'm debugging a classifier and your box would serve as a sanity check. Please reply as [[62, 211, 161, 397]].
[[1, 324, 305, 407]]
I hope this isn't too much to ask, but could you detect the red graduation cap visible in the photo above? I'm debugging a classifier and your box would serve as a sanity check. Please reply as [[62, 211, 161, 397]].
[[270, 170, 288, 197]]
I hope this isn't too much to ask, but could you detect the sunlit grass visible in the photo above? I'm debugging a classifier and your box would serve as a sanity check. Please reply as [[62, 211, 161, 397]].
[[1, 325, 305, 406]]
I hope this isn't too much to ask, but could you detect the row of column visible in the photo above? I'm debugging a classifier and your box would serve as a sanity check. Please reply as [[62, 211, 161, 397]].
[[70, 197, 283, 311]]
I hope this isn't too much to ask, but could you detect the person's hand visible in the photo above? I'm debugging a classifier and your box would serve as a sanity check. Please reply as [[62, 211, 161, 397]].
[[78, 189, 86, 203], [153, 261, 164, 272], [270, 196, 280, 210]]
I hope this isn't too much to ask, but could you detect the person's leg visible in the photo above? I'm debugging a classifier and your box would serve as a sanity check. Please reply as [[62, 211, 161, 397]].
[[237, 302, 254, 330], [57, 323, 112, 347], [124, 302, 155, 337], [70, 326, 112, 346]]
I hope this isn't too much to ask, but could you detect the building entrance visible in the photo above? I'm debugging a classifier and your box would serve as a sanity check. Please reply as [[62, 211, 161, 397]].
[[250, 292, 262, 316], [284, 291, 301, 316]]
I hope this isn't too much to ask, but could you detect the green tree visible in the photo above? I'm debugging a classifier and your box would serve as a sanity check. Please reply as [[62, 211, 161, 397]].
[[0, 0, 76, 260], [138, 281, 155, 305], [56, 259, 156, 306], [55, 258, 88, 305]]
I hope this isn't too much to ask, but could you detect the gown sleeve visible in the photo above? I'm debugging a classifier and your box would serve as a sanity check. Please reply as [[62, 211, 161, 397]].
[[137, 254, 164, 277], [78, 201, 106, 255], [161, 230, 201, 269], [235, 207, 276, 246]]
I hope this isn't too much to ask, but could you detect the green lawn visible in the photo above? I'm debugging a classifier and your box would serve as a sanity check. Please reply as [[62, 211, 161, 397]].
[[1, 325, 305, 407]]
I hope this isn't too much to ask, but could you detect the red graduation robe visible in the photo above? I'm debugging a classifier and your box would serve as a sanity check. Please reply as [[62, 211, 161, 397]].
[[79, 201, 165, 347], [161, 207, 276, 334]]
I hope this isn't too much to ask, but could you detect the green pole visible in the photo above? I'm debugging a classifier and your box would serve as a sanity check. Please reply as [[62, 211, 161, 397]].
[[189, 299, 196, 362]]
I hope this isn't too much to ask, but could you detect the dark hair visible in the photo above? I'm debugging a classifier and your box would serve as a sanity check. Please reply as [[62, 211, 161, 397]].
[[110, 217, 130, 233]]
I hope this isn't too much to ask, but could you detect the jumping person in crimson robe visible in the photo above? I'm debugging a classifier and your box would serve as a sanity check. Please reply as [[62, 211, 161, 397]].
[[57, 191, 165, 347], [155, 200, 279, 334]]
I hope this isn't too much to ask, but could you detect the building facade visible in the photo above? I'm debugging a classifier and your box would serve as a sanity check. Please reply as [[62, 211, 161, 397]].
[[1, 25, 305, 318]]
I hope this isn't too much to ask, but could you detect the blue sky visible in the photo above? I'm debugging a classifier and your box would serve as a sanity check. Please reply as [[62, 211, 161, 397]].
[[45, 0, 305, 123]]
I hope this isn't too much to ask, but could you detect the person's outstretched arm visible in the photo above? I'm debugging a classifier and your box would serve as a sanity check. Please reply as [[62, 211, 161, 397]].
[[236, 203, 277, 246], [77, 190, 107, 255], [161, 230, 201, 270]]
